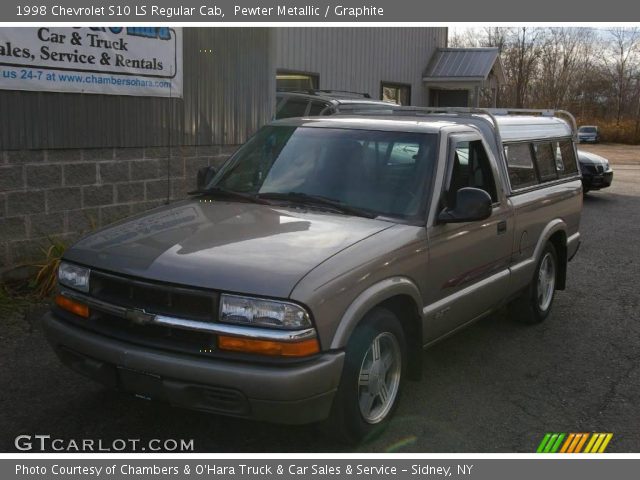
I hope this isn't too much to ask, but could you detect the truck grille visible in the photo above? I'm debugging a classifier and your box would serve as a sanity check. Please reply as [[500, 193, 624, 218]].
[[89, 270, 218, 322], [85, 312, 217, 356], [583, 164, 604, 174]]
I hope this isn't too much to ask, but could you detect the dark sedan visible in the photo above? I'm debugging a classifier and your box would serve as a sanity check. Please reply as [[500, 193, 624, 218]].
[[578, 150, 613, 193]]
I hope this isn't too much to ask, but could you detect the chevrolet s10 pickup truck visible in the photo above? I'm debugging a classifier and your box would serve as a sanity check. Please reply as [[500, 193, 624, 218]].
[[44, 108, 582, 442]]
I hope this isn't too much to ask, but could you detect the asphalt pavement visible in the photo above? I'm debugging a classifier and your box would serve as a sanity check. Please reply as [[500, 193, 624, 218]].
[[1, 164, 638, 453]]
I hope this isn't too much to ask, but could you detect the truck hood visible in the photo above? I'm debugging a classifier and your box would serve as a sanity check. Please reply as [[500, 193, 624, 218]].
[[64, 200, 393, 298]]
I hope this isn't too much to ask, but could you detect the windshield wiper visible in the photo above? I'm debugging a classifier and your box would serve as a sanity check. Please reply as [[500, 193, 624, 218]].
[[258, 192, 377, 219], [188, 186, 269, 204]]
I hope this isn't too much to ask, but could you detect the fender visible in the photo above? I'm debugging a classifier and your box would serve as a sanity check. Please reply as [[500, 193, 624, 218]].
[[329, 276, 423, 350], [531, 219, 567, 261], [510, 218, 567, 289]]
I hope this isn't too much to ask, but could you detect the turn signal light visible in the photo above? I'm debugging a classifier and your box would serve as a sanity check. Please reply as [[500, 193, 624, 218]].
[[218, 336, 320, 357], [55, 295, 89, 318]]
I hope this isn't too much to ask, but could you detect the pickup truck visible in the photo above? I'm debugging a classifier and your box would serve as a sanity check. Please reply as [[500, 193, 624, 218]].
[[44, 108, 582, 443]]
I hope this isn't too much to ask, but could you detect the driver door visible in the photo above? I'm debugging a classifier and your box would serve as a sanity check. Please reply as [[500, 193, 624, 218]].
[[423, 133, 514, 343]]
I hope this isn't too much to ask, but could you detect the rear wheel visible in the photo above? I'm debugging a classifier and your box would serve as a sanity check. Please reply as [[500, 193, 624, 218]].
[[510, 242, 558, 324], [322, 307, 406, 443]]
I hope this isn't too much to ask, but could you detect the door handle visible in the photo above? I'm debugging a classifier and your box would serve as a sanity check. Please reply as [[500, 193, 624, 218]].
[[497, 220, 507, 234]]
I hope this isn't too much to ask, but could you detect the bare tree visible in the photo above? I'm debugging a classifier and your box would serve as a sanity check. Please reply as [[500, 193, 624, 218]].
[[501, 28, 543, 107], [601, 28, 640, 124], [447, 26, 640, 140], [535, 28, 590, 109], [482, 27, 510, 53]]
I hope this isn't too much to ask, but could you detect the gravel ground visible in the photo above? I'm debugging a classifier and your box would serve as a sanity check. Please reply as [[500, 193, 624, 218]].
[[1, 165, 638, 453]]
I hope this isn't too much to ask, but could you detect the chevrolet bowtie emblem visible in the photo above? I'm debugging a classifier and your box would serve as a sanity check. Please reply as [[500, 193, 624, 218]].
[[124, 308, 155, 325]]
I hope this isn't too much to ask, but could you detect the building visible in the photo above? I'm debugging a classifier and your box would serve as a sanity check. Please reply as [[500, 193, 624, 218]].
[[424, 47, 506, 108], [2, 27, 502, 272]]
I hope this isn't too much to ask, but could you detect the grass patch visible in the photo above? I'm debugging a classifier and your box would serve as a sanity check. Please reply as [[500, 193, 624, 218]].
[[31, 237, 67, 299], [1, 236, 69, 323]]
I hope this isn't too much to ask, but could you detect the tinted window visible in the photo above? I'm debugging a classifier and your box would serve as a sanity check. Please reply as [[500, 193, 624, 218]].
[[557, 140, 579, 176], [308, 101, 330, 116], [533, 142, 558, 182], [447, 140, 498, 206], [505, 143, 538, 189], [276, 98, 309, 119]]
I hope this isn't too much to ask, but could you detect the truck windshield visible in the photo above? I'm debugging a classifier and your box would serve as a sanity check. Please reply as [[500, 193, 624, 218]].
[[209, 126, 438, 219]]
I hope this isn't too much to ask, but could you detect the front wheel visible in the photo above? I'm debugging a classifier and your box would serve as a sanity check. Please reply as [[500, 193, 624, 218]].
[[321, 307, 406, 443], [509, 242, 558, 324]]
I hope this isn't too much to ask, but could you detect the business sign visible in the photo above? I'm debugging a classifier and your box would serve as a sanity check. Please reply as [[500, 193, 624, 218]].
[[0, 27, 182, 97]]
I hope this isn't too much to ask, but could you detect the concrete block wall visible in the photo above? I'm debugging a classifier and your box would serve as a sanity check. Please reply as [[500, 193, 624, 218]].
[[0, 146, 236, 271]]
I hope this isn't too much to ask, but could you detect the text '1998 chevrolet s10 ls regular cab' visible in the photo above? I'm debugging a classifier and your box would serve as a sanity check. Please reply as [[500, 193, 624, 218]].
[[44, 108, 582, 443]]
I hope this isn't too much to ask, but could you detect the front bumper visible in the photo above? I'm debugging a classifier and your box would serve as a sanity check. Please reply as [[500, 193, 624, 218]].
[[582, 170, 614, 190], [43, 312, 344, 424]]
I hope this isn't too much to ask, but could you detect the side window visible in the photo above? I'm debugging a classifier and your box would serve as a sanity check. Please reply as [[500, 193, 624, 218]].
[[557, 140, 579, 176], [554, 142, 565, 173], [505, 143, 538, 190], [533, 142, 558, 182], [308, 101, 330, 116], [275, 98, 309, 119], [447, 139, 498, 207]]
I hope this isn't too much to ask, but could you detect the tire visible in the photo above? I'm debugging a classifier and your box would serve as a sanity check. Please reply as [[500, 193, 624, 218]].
[[509, 242, 558, 324], [321, 307, 406, 444]]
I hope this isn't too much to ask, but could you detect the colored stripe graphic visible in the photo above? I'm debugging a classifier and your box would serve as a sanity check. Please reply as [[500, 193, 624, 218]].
[[537, 433, 613, 453], [537, 433, 552, 453], [559, 433, 575, 453], [536, 433, 565, 453], [584, 433, 614, 453]]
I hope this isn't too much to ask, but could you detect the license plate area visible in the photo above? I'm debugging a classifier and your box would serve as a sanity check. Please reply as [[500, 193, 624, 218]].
[[117, 367, 165, 401]]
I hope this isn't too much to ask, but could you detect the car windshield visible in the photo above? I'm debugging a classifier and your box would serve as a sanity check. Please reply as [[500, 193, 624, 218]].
[[209, 126, 438, 219], [579, 126, 597, 133]]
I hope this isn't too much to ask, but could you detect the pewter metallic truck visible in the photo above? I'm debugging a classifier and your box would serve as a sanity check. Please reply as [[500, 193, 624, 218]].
[[44, 108, 582, 442]]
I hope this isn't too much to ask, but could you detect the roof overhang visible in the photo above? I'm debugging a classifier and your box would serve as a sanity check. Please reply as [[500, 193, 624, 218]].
[[423, 47, 507, 86], [423, 76, 486, 83]]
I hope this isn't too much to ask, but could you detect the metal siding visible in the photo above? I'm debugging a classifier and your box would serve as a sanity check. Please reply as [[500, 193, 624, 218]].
[[0, 27, 447, 150], [275, 27, 446, 106], [0, 28, 275, 150]]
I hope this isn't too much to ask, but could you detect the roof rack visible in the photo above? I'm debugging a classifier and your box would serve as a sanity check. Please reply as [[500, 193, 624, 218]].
[[390, 107, 575, 133], [283, 89, 372, 99], [336, 106, 578, 143]]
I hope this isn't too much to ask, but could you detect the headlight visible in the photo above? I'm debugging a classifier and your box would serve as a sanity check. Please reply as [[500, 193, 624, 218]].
[[58, 262, 90, 292], [219, 294, 311, 330]]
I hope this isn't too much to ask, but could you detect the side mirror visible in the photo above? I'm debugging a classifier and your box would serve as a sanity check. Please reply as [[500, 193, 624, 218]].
[[196, 165, 218, 190], [438, 187, 492, 224]]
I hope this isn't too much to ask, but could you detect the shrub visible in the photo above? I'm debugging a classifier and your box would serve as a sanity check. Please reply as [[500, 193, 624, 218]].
[[575, 117, 640, 144]]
